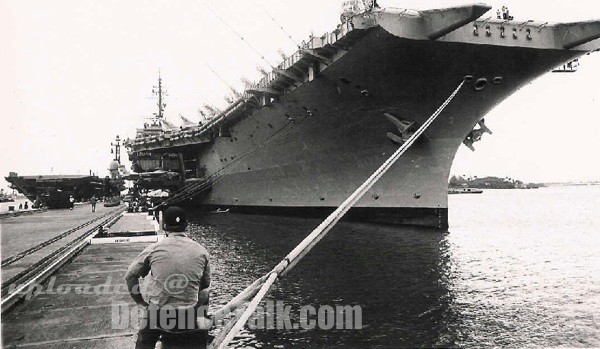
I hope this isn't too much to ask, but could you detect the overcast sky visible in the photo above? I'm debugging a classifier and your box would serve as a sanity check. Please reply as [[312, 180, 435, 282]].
[[1, 0, 599, 192]]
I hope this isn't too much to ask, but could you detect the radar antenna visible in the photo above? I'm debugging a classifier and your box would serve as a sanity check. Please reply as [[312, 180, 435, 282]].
[[110, 135, 121, 163], [151, 69, 168, 119]]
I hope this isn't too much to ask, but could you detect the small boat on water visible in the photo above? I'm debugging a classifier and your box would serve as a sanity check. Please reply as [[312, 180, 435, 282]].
[[448, 188, 483, 194], [209, 208, 230, 214]]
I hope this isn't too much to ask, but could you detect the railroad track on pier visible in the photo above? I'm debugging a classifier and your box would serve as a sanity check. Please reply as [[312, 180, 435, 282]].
[[0, 207, 125, 314], [1, 208, 123, 267]]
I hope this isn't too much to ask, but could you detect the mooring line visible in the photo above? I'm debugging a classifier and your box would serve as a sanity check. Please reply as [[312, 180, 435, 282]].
[[208, 78, 467, 348]]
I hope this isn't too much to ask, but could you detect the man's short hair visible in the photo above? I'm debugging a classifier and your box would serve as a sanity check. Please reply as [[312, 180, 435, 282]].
[[162, 206, 187, 232]]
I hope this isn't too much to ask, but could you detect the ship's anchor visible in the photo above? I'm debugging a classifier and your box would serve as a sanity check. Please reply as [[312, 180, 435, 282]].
[[384, 112, 416, 144], [463, 119, 492, 151]]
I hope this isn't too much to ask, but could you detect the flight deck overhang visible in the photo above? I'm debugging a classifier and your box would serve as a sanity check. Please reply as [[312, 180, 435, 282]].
[[126, 20, 367, 155], [363, 4, 600, 52], [126, 3, 600, 157]]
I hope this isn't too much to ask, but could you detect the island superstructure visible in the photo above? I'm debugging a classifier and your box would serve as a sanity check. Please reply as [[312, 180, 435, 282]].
[[125, 2, 600, 228]]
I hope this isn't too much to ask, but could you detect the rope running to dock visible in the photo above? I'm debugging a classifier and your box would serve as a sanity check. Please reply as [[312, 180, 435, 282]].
[[209, 77, 467, 348]]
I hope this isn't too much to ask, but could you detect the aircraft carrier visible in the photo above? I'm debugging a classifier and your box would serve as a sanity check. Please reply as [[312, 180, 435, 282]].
[[6, 140, 126, 209], [125, 2, 600, 228]]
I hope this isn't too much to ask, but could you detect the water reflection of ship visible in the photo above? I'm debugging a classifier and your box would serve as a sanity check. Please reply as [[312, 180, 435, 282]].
[[195, 213, 457, 347]]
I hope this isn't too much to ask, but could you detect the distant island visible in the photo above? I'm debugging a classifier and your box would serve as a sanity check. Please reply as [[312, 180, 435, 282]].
[[449, 175, 545, 189], [545, 181, 600, 187]]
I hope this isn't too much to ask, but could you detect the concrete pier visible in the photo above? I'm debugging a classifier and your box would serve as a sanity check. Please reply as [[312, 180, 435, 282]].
[[1, 204, 122, 283], [1, 210, 160, 348], [2, 244, 143, 348]]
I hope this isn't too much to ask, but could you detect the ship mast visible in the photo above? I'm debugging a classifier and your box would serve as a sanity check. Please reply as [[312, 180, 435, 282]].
[[153, 69, 167, 119], [111, 135, 121, 164]]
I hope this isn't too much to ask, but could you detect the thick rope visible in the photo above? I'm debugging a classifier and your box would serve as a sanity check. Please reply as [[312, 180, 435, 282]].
[[208, 78, 467, 348]]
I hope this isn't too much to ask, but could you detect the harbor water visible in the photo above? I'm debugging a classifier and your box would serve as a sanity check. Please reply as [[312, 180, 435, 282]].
[[187, 186, 600, 348]]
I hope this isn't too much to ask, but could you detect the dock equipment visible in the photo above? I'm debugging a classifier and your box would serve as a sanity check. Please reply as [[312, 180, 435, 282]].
[[90, 212, 161, 244]]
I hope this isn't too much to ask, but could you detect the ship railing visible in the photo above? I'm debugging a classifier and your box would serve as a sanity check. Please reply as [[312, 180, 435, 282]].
[[130, 96, 248, 148], [130, 22, 356, 149], [279, 51, 303, 70], [205, 21, 356, 124], [253, 21, 355, 90]]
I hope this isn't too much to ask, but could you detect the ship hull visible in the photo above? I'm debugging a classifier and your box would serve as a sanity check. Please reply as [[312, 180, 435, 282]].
[[4, 174, 119, 209], [127, 7, 599, 229], [199, 204, 447, 228], [186, 28, 580, 229]]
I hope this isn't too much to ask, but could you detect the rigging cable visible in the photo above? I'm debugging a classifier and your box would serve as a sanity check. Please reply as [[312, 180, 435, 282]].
[[205, 64, 239, 96], [265, 10, 300, 47], [203, 2, 275, 69]]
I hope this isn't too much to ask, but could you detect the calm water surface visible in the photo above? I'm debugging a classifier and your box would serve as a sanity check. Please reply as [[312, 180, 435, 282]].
[[186, 186, 600, 348]]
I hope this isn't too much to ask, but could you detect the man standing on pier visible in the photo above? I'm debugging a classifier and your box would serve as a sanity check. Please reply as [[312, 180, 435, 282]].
[[125, 206, 211, 349], [90, 195, 97, 212]]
